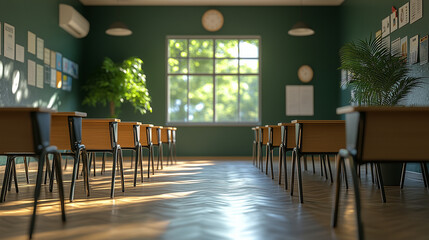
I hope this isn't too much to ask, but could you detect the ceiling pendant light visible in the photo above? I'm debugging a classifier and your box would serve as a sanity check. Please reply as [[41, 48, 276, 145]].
[[106, 21, 132, 36], [288, 0, 315, 37]]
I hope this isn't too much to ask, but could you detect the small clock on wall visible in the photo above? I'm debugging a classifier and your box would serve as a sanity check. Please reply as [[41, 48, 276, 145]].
[[298, 65, 314, 83], [202, 9, 224, 32]]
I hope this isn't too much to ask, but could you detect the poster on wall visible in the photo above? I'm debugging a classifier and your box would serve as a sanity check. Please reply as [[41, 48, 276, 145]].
[[50, 68, 57, 88], [36, 37, 44, 60], [44, 65, 50, 84], [391, 37, 401, 56], [410, 0, 423, 24], [419, 35, 428, 65], [56, 52, 62, 71], [382, 16, 390, 38], [56, 71, 62, 88], [36, 64, 44, 88], [286, 85, 314, 116], [4, 23, 15, 60], [15, 44, 24, 63], [50, 51, 56, 69], [401, 37, 408, 59], [28, 31, 36, 54], [399, 2, 410, 28], [44, 48, 50, 65], [28, 60, 36, 86], [410, 35, 419, 64], [391, 12, 398, 33]]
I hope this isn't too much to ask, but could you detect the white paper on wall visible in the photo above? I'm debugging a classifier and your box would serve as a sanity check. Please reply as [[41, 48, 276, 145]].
[[28, 31, 36, 54], [4, 23, 15, 60], [28, 60, 36, 86], [410, 35, 419, 64], [382, 16, 390, 38], [36, 37, 44, 60], [399, 2, 410, 28], [44, 48, 50, 65], [15, 44, 25, 63], [36, 64, 44, 88], [410, 0, 423, 24], [286, 85, 314, 116]]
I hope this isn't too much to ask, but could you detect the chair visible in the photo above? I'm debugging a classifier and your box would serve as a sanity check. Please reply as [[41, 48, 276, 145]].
[[277, 123, 295, 189], [118, 122, 141, 187], [290, 120, 345, 203], [161, 127, 173, 166], [82, 118, 124, 198], [0, 108, 66, 238], [139, 124, 154, 178], [151, 126, 163, 171], [332, 106, 429, 240], [50, 112, 90, 202], [265, 125, 282, 180], [257, 126, 268, 173]]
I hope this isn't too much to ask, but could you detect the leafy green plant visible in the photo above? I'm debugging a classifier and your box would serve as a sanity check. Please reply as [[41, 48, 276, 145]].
[[340, 36, 421, 105], [82, 57, 152, 117]]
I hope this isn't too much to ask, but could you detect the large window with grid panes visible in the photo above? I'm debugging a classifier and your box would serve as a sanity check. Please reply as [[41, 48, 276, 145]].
[[167, 36, 261, 125]]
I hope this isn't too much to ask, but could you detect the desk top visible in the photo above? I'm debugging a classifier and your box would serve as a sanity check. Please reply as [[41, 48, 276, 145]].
[[265, 125, 281, 128], [0, 107, 55, 113], [119, 121, 142, 126], [82, 118, 121, 123], [337, 105, 429, 114], [52, 111, 87, 117], [140, 124, 154, 127], [277, 123, 295, 127], [152, 126, 163, 129], [291, 120, 344, 124]]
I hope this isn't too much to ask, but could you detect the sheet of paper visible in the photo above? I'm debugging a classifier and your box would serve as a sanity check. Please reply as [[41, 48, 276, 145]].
[[391, 37, 401, 56], [390, 12, 398, 33], [37, 37, 44, 60], [420, 35, 428, 65], [44, 65, 51, 84], [382, 16, 390, 38], [401, 37, 408, 59], [410, 0, 423, 24], [15, 44, 24, 63], [410, 35, 419, 64], [44, 48, 50, 65], [286, 85, 314, 116], [71, 61, 79, 79], [399, 2, 410, 28], [56, 52, 62, 71], [50, 51, 56, 68], [382, 36, 391, 52], [50, 68, 57, 88], [4, 23, 15, 60], [28, 31, 36, 54], [28, 60, 36, 86], [63, 57, 69, 74], [36, 64, 44, 88]]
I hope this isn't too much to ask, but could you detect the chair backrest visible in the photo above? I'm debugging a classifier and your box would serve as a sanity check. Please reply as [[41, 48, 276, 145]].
[[82, 119, 120, 150], [266, 125, 281, 147], [278, 123, 295, 149], [151, 126, 162, 145], [259, 126, 269, 145], [293, 120, 345, 153], [139, 124, 153, 147], [0, 108, 53, 155], [118, 122, 141, 149], [161, 128, 169, 143]]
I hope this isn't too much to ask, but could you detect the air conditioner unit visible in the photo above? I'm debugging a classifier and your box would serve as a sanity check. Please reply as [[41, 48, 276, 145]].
[[59, 4, 90, 38]]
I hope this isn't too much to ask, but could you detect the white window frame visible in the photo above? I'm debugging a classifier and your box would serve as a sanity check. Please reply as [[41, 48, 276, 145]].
[[166, 35, 262, 126]]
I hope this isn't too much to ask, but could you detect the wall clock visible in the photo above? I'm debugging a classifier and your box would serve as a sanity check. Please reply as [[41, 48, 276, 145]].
[[298, 65, 314, 83], [202, 9, 224, 32]]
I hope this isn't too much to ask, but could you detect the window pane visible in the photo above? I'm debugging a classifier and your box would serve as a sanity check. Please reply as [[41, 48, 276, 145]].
[[215, 59, 238, 74], [215, 40, 238, 58], [240, 59, 259, 74], [189, 76, 213, 122], [169, 39, 188, 58], [189, 39, 213, 58], [169, 75, 188, 122], [240, 76, 259, 122], [239, 39, 259, 58], [190, 59, 213, 73], [216, 75, 238, 121], [168, 58, 188, 74]]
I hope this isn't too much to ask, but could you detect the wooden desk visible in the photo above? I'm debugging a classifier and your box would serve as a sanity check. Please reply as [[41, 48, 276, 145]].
[[51, 112, 89, 201], [277, 123, 295, 189], [118, 122, 141, 187], [82, 118, 123, 198], [332, 106, 429, 240], [291, 120, 345, 203], [0, 107, 65, 238]]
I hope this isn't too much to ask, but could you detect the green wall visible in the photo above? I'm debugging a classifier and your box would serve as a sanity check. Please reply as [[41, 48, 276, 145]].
[[0, 0, 85, 110], [82, 6, 341, 156]]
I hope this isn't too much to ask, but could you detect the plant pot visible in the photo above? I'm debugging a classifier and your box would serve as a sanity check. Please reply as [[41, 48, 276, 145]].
[[379, 163, 403, 186]]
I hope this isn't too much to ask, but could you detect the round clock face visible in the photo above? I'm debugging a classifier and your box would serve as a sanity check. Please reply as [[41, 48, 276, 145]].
[[298, 65, 314, 83], [202, 9, 224, 32]]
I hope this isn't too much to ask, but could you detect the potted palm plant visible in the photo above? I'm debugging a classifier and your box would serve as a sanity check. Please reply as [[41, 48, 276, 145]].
[[339, 36, 422, 185], [82, 57, 152, 117]]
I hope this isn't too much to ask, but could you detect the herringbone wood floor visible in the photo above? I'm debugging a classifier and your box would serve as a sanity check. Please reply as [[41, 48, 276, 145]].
[[0, 155, 428, 240]]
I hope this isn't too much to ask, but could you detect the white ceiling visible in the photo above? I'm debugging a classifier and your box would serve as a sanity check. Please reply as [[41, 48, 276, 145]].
[[80, 0, 344, 6]]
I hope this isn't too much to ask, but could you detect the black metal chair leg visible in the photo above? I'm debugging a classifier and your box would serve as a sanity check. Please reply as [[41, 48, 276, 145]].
[[82, 149, 90, 197], [29, 152, 46, 239], [331, 154, 343, 228], [24, 157, 30, 184], [160, 144, 164, 170], [110, 147, 118, 198], [420, 162, 428, 188], [1, 157, 13, 202], [265, 144, 269, 175], [53, 153, 66, 223], [101, 152, 106, 175], [92, 153, 96, 177], [140, 147, 144, 182], [400, 163, 406, 189], [278, 146, 283, 185], [130, 151, 134, 169], [342, 160, 349, 189], [303, 155, 308, 171], [370, 163, 374, 184], [312, 155, 315, 174], [70, 150, 80, 201], [12, 159, 19, 193], [320, 155, 324, 176], [49, 155, 56, 192], [375, 163, 386, 203], [134, 147, 140, 187], [297, 154, 304, 203], [327, 155, 333, 183], [151, 145, 155, 175], [349, 156, 364, 240], [283, 148, 288, 190], [44, 155, 51, 185], [322, 155, 328, 180], [119, 148, 125, 192], [148, 146, 152, 178], [290, 150, 296, 196], [270, 149, 274, 180]]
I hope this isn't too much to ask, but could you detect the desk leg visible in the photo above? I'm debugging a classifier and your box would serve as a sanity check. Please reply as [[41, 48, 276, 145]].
[[331, 154, 343, 228], [110, 147, 118, 198], [70, 150, 80, 201], [29, 152, 46, 239], [290, 150, 296, 196], [349, 156, 364, 240], [297, 153, 304, 203]]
